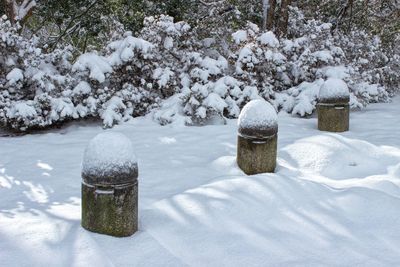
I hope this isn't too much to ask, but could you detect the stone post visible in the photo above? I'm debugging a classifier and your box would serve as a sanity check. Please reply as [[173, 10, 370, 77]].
[[237, 99, 278, 175], [317, 78, 350, 132], [81, 132, 138, 237]]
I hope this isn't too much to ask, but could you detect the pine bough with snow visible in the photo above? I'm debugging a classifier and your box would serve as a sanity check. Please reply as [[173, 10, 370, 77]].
[[0, 10, 398, 132]]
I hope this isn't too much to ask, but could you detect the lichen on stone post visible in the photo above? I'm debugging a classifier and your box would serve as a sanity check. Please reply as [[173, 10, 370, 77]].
[[317, 78, 350, 132], [81, 132, 138, 237], [237, 99, 278, 175]]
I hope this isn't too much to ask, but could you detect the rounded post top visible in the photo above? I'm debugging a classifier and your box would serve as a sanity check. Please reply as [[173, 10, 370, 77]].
[[82, 132, 138, 185], [238, 99, 278, 138], [319, 78, 350, 104]]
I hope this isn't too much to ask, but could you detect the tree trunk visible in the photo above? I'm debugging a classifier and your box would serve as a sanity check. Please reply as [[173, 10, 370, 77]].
[[262, 0, 269, 31], [333, 0, 354, 31], [4, 0, 16, 23], [277, 0, 291, 37], [266, 0, 276, 30]]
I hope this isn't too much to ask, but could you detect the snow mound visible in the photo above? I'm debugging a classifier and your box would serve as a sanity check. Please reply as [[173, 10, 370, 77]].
[[238, 99, 278, 138], [82, 132, 138, 185], [282, 134, 399, 180], [144, 173, 400, 267], [319, 78, 350, 102]]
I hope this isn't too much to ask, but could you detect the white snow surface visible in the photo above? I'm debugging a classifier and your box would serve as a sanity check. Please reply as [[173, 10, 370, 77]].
[[238, 99, 278, 130], [319, 78, 350, 100], [82, 132, 137, 178], [1, 98, 400, 266]]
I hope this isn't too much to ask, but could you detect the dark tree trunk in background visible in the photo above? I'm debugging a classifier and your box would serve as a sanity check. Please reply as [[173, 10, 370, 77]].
[[277, 0, 292, 36], [333, 0, 355, 31], [262, 0, 268, 31], [266, 0, 276, 30], [265, 0, 291, 36], [3, 0, 16, 23]]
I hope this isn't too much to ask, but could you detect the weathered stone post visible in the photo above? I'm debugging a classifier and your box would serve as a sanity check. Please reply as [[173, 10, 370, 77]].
[[81, 132, 138, 237], [317, 78, 350, 132], [237, 99, 278, 175]]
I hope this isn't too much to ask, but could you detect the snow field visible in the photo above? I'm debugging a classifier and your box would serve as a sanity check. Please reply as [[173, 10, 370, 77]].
[[0, 98, 400, 266]]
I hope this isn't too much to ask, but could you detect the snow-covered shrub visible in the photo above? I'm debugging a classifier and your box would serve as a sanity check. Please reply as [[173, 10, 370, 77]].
[[231, 22, 285, 96], [333, 30, 395, 105], [222, 18, 345, 117], [154, 11, 399, 125], [1, 10, 398, 132], [180, 53, 231, 124], [0, 15, 77, 131], [271, 8, 396, 116], [72, 15, 200, 128], [72, 31, 158, 128], [139, 15, 195, 98], [141, 15, 236, 125], [0, 14, 163, 131], [177, 23, 284, 125]]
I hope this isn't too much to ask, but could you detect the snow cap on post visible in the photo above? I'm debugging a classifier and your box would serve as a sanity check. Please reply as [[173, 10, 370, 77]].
[[82, 132, 138, 185], [319, 78, 350, 103], [238, 99, 278, 138]]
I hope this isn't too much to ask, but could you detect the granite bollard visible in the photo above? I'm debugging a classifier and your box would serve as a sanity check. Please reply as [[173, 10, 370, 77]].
[[81, 132, 138, 237], [317, 78, 350, 132], [237, 99, 278, 175]]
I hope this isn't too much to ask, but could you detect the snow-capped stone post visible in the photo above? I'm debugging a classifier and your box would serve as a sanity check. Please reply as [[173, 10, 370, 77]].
[[237, 99, 278, 175], [81, 132, 138, 237], [317, 78, 350, 132]]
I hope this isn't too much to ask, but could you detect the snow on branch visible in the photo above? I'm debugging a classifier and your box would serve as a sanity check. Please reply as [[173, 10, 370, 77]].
[[5, 0, 37, 22], [16, 0, 36, 21]]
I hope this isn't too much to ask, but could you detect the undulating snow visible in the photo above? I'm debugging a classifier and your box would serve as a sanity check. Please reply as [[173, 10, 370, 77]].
[[1, 98, 400, 266]]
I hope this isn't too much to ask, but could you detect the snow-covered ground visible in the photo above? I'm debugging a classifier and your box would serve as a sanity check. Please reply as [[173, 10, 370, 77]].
[[1, 98, 400, 267]]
